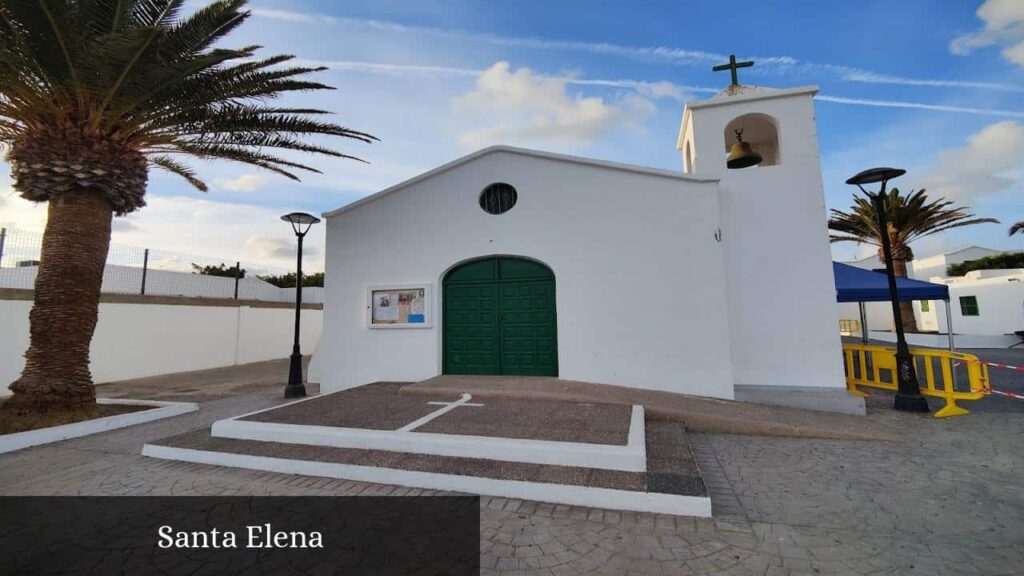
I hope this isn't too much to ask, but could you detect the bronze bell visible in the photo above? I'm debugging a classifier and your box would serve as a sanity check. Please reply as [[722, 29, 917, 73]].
[[726, 129, 762, 169]]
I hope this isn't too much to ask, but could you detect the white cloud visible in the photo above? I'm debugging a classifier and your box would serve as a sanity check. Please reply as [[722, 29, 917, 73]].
[[0, 188, 47, 232], [247, 235, 318, 260], [453, 62, 656, 149], [257, 9, 1024, 91], [214, 174, 269, 192], [111, 219, 139, 232], [919, 121, 1024, 202], [950, 0, 1024, 66], [823, 64, 1024, 92], [300, 59, 711, 101], [815, 95, 1024, 119], [315, 58, 1024, 119], [1004, 40, 1024, 65], [0, 194, 325, 273], [249, 7, 319, 23], [252, 9, 749, 67]]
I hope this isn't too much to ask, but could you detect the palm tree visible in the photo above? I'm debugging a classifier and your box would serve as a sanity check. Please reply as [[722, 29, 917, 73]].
[[1010, 222, 1024, 236], [0, 0, 375, 414], [829, 188, 997, 332]]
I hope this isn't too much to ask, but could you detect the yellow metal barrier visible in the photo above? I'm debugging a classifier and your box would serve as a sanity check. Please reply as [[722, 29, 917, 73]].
[[842, 343, 990, 418], [839, 318, 861, 335]]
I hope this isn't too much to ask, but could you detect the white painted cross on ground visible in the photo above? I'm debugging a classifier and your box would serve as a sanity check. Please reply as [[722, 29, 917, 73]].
[[396, 393, 484, 432]]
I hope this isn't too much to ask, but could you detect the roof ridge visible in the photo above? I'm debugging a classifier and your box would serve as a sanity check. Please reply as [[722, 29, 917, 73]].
[[323, 145, 718, 218]]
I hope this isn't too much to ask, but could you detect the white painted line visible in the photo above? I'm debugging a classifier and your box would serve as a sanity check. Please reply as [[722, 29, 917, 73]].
[[211, 411, 646, 471], [141, 443, 711, 517], [219, 388, 339, 421], [0, 399, 198, 455], [627, 404, 646, 462], [397, 393, 482, 432]]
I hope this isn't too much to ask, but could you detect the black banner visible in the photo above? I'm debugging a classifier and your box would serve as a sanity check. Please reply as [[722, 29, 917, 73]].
[[0, 496, 479, 575]]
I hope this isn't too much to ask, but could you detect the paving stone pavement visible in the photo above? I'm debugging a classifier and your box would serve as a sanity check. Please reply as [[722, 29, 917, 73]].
[[1, 363, 1023, 575]]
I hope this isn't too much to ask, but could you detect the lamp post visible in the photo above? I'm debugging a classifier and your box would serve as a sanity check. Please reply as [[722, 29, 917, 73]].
[[845, 168, 930, 413], [280, 212, 321, 398]]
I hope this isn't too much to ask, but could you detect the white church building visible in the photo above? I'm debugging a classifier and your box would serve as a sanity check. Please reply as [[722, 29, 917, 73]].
[[311, 82, 862, 414]]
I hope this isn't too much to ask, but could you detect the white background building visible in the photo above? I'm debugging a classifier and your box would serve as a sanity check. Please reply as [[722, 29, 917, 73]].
[[839, 247, 1023, 341], [924, 269, 1024, 337]]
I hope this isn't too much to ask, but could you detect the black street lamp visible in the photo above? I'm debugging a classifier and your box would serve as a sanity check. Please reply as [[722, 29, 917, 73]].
[[281, 211, 321, 399], [845, 168, 930, 413]]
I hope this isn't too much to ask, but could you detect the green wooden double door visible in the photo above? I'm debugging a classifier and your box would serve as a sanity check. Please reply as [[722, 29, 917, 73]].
[[443, 257, 558, 376]]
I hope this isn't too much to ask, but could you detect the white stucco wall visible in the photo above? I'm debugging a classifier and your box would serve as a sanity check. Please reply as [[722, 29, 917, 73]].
[[316, 148, 737, 398], [683, 87, 846, 390], [837, 301, 897, 334], [932, 270, 1024, 336], [1, 299, 322, 392]]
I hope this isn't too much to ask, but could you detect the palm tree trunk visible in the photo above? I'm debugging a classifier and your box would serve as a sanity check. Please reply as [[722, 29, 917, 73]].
[[4, 190, 113, 412], [891, 258, 920, 333]]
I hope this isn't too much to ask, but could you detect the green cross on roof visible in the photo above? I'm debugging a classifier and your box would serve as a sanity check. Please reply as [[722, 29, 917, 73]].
[[712, 54, 754, 86]]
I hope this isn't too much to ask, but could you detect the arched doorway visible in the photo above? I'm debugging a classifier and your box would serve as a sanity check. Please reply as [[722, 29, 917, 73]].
[[443, 256, 558, 376]]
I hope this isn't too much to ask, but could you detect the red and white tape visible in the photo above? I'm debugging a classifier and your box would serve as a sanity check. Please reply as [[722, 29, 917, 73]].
[[975, 362, 1024, 400], [948, 359, 1024, 400], [992, 389, 1024, 400], [983, 361, 1024, 372]]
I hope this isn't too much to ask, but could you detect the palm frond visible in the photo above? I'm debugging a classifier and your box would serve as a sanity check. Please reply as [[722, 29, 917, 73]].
[[827, 187, 998, 260], [0, 0, 376, 212], [150, 154, 206, 191]]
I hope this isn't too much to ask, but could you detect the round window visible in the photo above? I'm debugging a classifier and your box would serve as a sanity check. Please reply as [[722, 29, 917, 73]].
[[479, 183, 518, 215]]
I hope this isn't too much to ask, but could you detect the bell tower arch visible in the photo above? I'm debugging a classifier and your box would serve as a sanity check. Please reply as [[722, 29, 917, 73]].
[[723, 113, 780, 168]]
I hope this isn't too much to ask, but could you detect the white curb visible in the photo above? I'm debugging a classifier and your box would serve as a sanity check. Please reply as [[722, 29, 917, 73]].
[[0, 398, 198, 454], [141, 442, 711, 517], [210, 404, 647, 472]]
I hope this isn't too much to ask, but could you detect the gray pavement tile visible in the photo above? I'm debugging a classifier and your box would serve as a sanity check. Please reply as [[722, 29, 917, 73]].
[[2, 362, 1023, 575]]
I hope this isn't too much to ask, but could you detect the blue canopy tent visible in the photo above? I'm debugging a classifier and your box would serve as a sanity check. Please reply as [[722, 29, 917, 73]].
[[833, 262, 948, 303], [832, 262, 955, 349]]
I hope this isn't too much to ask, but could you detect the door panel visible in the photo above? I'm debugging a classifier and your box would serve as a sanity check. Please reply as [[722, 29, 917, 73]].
[[499, 281, 557, 376], [443, 283, 499, 374], [444, 257, 557, 377]]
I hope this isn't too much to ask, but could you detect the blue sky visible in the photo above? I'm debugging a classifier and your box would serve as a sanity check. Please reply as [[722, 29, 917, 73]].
[[2, 0, 1023, 270]]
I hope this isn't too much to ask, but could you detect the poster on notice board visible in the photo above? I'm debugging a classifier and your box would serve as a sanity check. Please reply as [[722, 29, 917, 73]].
[[368, 285, 431, 328]]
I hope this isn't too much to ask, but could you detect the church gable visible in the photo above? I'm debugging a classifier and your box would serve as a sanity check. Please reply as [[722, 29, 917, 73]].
[[323, 145, 717, 221]]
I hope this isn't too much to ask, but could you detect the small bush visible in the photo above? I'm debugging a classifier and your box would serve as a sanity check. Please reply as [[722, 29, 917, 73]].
[[947, 252, 1024, 276], [191, 262, 246, 278], [259, 271, 324, 288]]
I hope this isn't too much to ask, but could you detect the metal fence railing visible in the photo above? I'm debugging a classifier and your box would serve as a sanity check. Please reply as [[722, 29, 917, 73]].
[[0, 228, 323, 304], [842, 343, 990, 417]]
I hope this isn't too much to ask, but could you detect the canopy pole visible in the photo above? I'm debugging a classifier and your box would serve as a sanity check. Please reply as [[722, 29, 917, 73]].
[[945, 298, 958, 390], [859, 301, 869, 344], [945, 298, 955, 352]]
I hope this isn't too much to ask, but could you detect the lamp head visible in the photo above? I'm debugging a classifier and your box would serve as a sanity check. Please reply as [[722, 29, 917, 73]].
[[846, 167, 905, 187], [281, 212, 321, 236]]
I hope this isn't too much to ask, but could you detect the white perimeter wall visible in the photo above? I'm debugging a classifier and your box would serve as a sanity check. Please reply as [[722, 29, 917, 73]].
[[0, 265, 324, 303], [1, 299, 322, 393], [317, 149, 736, 398], [686, 91, 846, 389]]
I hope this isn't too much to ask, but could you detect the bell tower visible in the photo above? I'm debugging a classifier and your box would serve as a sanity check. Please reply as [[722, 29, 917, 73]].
[[678, 61, 855, 410]]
